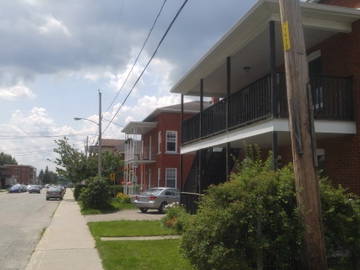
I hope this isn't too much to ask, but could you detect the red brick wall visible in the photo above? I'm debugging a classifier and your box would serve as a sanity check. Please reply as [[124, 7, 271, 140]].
[[281, 17, 360, 195], [319, 0, 360, 8], [3, 165, 36, 185], [139, 112, 196, 190], [277, 135, 360, 195]]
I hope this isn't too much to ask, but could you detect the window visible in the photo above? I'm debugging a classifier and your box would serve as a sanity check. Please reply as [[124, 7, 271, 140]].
[[149, 136, 152, 160], [165, 168, 177, 188], [166, 131, 177, 153], [148, 168, 152, 189], [308, 50, 324, 112], [316, 149, 326, 173], [157, 168, 161, 187], [158, 131, 161, 154]]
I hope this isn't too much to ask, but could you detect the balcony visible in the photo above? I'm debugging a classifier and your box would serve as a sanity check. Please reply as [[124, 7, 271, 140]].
[[124, 140, 156, 164], [182, 73, 354, 144]]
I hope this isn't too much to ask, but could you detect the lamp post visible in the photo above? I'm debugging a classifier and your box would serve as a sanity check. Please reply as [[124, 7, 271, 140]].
[[74, 90, 102, 177]]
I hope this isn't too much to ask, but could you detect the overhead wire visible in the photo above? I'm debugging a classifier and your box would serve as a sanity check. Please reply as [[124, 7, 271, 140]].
[[0, 133, 96, 140], [103, 0, 189, 135], [105, 0, 168, 111]]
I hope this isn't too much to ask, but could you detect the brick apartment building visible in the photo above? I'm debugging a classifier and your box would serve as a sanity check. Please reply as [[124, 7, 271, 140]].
[[122, 102, 210, 194], [170, 0, 360, 208], [0, 165, 37, 187]]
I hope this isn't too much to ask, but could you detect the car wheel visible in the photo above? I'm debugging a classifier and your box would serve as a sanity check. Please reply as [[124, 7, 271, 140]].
[[139, 208, 148, 213], [158, 202, 166, 213]]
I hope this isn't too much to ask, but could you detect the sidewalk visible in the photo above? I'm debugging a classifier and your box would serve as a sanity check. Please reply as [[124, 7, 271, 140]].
[[25, 190, 103, 270]]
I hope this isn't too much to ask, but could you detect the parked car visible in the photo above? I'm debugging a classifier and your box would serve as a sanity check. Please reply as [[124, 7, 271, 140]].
[[133, 187, 180, 213], [28, 185, 41, 194], [8, 184, 23, 193], [46, 186, 63, 200], [58, 185, 66, 195]]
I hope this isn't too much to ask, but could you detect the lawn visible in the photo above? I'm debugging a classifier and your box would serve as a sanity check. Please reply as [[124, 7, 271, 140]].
[[88, 220, 175, 237], [96, 239, 194, 270], [89, 220, 193, 270], [80, 198, 136, 215]]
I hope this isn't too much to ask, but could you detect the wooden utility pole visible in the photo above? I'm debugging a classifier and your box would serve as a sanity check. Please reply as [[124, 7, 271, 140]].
[[278, 1, 327, 269]]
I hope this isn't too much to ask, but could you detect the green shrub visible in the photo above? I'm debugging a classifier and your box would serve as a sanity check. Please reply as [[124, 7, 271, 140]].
[[74, 184, 86, 201], [79, 177, 112, 209], [116, 192, 131, 203], [181, 151, 360, 270], [162, 204, 193, 234], [109, 185, 124, 198], [320, 179, 360, 268]]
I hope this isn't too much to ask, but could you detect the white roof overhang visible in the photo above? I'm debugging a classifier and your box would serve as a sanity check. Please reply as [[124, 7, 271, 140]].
[[170, 0, 360, 97], [122, 122, 157, 135]]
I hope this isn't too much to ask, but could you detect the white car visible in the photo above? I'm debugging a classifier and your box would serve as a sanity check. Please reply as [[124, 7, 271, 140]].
[[133, 187, 180, 213]]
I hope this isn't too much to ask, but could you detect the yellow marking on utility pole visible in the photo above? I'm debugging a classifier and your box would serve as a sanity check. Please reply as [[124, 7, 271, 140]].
[[281, 21, 291, 51]]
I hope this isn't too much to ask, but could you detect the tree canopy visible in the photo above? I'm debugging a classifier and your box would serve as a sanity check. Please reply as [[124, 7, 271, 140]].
[[53, 137, 123, 183], [0, 152, 17, 166], [38, 166, 59, 184]]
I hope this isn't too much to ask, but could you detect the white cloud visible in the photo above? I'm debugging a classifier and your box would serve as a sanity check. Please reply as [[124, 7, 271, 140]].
[[0, 107, 94, 172], [0, 83, 35, 100], [39, 15, 71, 37]]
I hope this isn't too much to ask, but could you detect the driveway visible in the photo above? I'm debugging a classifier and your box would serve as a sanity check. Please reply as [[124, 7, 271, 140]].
[[84, 209, 165, 223]]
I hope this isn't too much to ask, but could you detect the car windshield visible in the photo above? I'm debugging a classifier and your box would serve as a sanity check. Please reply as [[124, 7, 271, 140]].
[[142, 188, 163, 196], [48, 187, 60, 192]]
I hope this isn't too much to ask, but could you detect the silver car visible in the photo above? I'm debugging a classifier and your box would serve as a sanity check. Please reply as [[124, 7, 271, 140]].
[[133, 187, 180, 213]]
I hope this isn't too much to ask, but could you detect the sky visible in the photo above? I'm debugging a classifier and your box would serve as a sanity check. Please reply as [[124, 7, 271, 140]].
[[0, 0, 257, 172]]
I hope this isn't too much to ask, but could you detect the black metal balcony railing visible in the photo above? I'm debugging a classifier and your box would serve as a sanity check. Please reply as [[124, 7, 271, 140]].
[[182, 73, 353, 144]]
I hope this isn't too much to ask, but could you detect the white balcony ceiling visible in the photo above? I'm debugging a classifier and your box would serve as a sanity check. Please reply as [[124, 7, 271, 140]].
[[180, 119, 356, 154], [122, 122, 157, 135], [170, 0, 360, 97]]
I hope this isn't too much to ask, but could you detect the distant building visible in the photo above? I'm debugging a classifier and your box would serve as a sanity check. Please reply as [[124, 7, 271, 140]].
[[122, 101, 211, 194], [0, 165, 37, 187], [89, 139, 125, 156]]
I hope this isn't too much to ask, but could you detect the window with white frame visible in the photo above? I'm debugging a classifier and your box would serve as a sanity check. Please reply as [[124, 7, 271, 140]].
[[166, 131, 177, 153], [158, 131, 161, 154], [157, 168, 161, 187], [165, 168, 177, 188], [149, 136, 152, 160], [148, 168, 152, 189]]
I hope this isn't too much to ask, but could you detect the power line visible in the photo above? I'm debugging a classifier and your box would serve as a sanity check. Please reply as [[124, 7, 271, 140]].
[[0, 133, 96, 140], [103, 0, 189, 135], [105, 0, 168, 112], [13, 150, 54, 156]]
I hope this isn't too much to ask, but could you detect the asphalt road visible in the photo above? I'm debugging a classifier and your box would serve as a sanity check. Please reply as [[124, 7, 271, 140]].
[[0, 191, 59, 270]]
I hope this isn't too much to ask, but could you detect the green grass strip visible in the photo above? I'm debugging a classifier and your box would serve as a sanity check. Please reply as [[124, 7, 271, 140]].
[[80, 199, 136, 215], [89, 220, 175, 237], [96, 239, 194, 270]]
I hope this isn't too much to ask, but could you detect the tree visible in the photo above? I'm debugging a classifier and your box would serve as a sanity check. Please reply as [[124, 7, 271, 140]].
[[53, 137, 123, 183], [38, 167, 59, 184], [0, 152, 17, 166], [38, 169, 44, 184], [53, 137, 95, 183], [101, 151, 124, 181]]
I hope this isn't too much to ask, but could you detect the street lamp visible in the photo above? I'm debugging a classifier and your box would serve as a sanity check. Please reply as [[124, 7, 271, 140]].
[[74, 90, 102, 178], [73, 117, 98, 125]]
